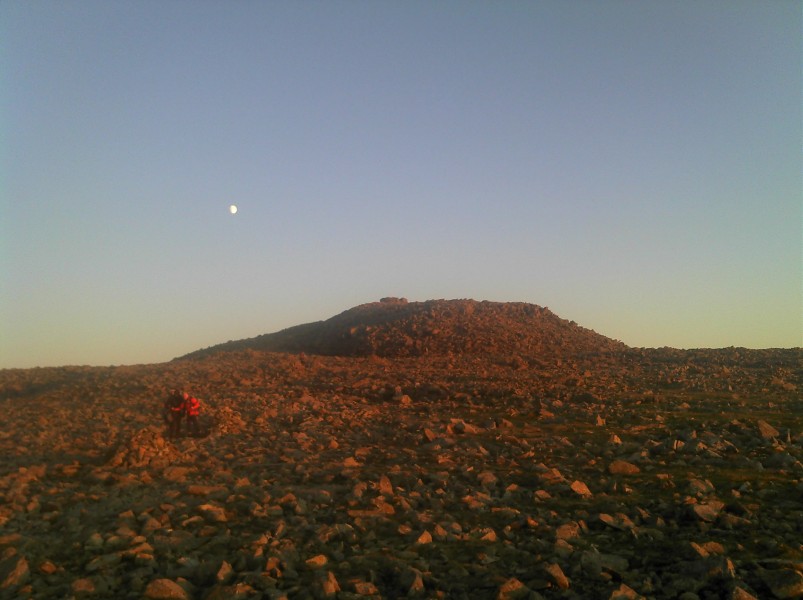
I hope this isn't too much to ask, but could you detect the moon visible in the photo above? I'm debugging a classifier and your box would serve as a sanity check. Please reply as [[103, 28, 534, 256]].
[[229, 205, 238, 215]]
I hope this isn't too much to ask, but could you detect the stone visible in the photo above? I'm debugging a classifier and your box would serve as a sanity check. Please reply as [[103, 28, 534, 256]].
[[599, 553, 630, 576], [320, 571, 340, 597], [608, 460, 640, 475], [197, 504, 228, 523], [570, 480, 593, 498], [757, 420, 780, 439], [216, 560, 234, 584], [760, 568, 803, 599], [556, 522, 582, 541], [478, 470, 499, 487], [609, 583, 646, 600], [162, 466, 190, 482], [306, 554, 328, 569], [689, 500, 725, 522], [71, 577, 96, 595], [0, 555, 29, 590], [378, 474, 393, 496], [423, 428, 438, 442], [38, 560, 58, 575], [352, 580, 380, 595], [416, 530, 433, 544], [143, 578, 191, 600], [599, 513, 637, 531], [688, 479, 715, 496], [497, 577, 529, 599], [544, 563, 570, 590], [401, 567, 425, 596]]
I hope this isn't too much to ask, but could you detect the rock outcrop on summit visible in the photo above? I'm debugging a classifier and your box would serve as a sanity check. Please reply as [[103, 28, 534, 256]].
[[181, 298, 627, 360]]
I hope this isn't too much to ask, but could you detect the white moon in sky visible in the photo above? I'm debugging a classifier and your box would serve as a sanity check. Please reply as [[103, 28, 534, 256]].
[[229, 205, 238, 214]]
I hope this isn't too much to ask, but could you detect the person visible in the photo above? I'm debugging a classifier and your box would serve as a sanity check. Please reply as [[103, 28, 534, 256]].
[[166, 389, 185, 439], [162, 390, 177, 427], [183, 391, 202, 437]]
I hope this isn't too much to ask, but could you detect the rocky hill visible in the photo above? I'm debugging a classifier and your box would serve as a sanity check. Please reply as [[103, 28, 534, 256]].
[[180, 298, 627, 360]]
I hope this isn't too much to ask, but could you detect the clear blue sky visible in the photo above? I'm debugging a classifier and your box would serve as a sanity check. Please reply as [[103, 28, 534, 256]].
[[2, 1, 801, 368]]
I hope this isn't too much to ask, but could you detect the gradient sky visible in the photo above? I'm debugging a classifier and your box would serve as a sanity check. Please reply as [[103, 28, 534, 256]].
[[2, 1, 801, 368]]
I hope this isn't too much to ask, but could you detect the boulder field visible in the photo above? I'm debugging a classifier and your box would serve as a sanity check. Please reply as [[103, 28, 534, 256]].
[[0, 347, 800, 599]]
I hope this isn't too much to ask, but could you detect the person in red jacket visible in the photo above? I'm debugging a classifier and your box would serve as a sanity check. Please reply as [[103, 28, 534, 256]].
[[183, 391, 202, 437]]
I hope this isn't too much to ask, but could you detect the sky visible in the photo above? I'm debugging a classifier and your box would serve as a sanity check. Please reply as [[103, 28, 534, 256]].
[[1, 1, 801, 368]]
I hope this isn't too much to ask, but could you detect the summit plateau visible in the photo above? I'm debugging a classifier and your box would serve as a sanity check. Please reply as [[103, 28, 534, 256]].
[[181, 298, 626, 360]]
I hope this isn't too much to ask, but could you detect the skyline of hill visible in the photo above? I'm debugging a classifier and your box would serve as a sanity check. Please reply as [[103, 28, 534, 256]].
[[179, 297, 629, 361]]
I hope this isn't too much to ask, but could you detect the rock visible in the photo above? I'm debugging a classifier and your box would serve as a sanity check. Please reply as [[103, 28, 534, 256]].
[[608, 460, 640, 475], [760, 568, 803, 599], [84, 532, 104, 551], [579, 548, 628, 579], [555, 522, 582, 541], [197, 504, 227, 523], [757, 420, 781, 439], [378, 474, 393, 496], [352, 580, 381, 595], [598, 513, 637, 532], [599, 553, 630, 576], [570, 480, 592, 498], [729, 587, 759, 600], [162, 466, 190, 482], [609, 583, 646, 599], [305, 554, 328, 569], [416, 530, 433, 544], [143, 578, 191, 600], [554, 538, 574, 559], [320, 570, 340, 597], [400, 567, 425, 597], [71, 577, 96, 596], [497, 577, 529, 599], [0, 555, 29, 590], [38, 560, 58, 575], [216, 560, 234, 584], [689, 500, 725, 522], [688, 479, 715, 496], [477, 470, 498, 487], [544, 563, 570, 590]]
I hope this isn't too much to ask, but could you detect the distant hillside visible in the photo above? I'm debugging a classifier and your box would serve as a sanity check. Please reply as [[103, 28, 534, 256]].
[[179, 298, 627, 360]]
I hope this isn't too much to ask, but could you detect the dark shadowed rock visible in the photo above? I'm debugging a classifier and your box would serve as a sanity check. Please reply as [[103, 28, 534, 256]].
[[0, 554, 29, 590], [760, 568, 803, 599]]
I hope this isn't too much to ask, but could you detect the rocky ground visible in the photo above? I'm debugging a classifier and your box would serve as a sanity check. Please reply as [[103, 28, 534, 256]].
[[0, 345, 801, 600]]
